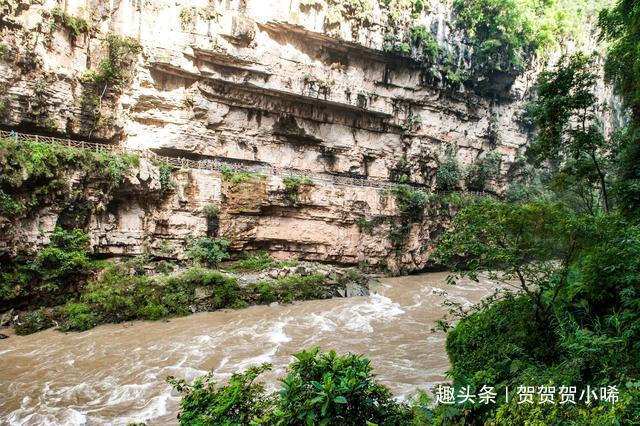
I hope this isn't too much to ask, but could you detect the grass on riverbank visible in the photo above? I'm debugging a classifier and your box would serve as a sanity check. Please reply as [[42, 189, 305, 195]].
[[12, 262, 356, 335]]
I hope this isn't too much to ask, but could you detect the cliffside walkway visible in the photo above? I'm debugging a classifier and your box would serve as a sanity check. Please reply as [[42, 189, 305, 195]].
[[0, 130, 491, 196]]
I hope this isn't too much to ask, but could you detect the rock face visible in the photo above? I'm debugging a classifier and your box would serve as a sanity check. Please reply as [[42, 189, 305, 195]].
[[0, 0, 607, 271]]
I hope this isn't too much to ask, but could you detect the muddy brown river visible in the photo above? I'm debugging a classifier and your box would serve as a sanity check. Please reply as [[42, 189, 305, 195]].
[[0, 272, 497, 425]]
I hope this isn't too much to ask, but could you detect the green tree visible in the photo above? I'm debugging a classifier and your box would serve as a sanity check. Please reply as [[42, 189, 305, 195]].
[[527, 53, 611, 212], [435, 199, 582, 322], [452, 0, 536, 78], [599, 0, 640, 121], [599, 0, 640, 218]]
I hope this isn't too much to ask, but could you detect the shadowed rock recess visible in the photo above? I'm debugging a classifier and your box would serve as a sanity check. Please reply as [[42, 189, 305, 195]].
[[0, 0, 613, 273]]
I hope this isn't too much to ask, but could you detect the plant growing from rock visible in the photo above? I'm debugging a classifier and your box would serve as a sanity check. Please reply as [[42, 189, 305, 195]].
[[0, 97, 9, 120], [202, 204, 219, 219], [465, 152, 501, 191], [391, 184, 427, 219], [156, 161, 175, 195], [0, 137, 138, 220], [50, 7, 90, 42], [283, 176, 313, 205], [435, 147, 462, 190], [186, 237, 230, 267], [82, 33, 141, 136], [1, 227, 96, 311], [179, 8, 193, 29], [228, 251, 298, 272]]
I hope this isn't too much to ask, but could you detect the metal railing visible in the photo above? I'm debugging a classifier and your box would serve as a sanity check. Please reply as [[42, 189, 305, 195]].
[[0, 129, 490, 196]]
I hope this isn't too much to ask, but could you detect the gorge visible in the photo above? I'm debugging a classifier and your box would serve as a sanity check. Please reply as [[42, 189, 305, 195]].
[[2, 0, 639, 424]]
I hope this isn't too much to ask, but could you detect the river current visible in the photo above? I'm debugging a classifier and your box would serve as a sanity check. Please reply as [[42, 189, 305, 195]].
[[0, 272, 497, 425]]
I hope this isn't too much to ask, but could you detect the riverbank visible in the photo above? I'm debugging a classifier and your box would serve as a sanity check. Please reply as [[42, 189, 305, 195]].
[[0, 254, 372, 337]]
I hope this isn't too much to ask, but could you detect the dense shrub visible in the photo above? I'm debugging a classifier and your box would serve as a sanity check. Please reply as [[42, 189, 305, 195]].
[[465, 153, 501, 191], [446, 296, 558, 388], [168, 364, 274, 425], [83, 33, 141, 89], [169, 348, 412, 425], [434, 200, 640, 424], [391, 184, 428, 219], [187, 237, 230, 267], [435, 149, 461, 190], [61, 302, 96, 331], [0, 227, 95, 309]]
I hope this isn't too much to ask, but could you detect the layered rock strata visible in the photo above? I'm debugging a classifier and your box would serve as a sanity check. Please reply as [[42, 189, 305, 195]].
[[0, 0, 570, 270]]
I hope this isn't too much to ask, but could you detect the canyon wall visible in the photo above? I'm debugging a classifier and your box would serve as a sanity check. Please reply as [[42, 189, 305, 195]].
[[0, 0, 576, 271]]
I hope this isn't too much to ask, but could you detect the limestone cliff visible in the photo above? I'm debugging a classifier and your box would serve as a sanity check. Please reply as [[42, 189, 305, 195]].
[[0, 0, 604, 271]]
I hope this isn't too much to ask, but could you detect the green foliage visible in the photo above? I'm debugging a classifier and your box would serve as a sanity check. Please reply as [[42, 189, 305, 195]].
[[528, 53, 610, 212], [446, 295, 558, 390], [169, 348, 411, 425], [325, 0, 374, 37], [247, 273, 330, 305], [84, 33, 141, 90], [356, 216, 385, 236], [452, 0, 611, 82], [61, 302, 96, 331], [7, 254, 347, 334], [391, 184, 428, 219], [410, 25, 439, 63], [80, 265, 241, 326], [434, 200, 640, 423], [599, 0, 640, 218], [0, 97, 9, 119], [273, 273, 325, 302], [186, 238, 230, 267], [1, 227, 94, 309], [34, 227, 93, 284], [282, 176, 313, 204], [435, 148, 462, 190], [465, 153, 501, 191], [202, 204, 219, 219], [157, 161, 174, 195], [599, 0, 640, 120], [435, 199, 583, 318], [453, 0, 533, 75], [220, 166, 266, 185], [276, 347, 411, 425], [0, 43, 8, 59], [610, 127, 640, 219], [179, 8, 193, 29], [0, 138, 138, 219], [51, 7, 90, 40], [168, 363, 274, 425]]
